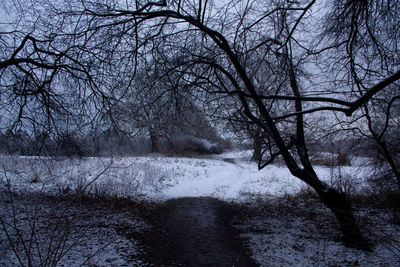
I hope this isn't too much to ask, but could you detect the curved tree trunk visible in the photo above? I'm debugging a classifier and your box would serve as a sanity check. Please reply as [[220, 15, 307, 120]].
[[316, 187, 369, 249], [202, 16, 372, 250], [283, 50, 370, 250], [297, 170, 371, 250]]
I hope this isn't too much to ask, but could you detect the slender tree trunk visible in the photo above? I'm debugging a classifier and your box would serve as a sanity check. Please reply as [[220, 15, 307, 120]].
[[376, 140, 400, 191], [364, 106, 400, 191], [251, 128, 265, 162], [149, 128, 160, 153]]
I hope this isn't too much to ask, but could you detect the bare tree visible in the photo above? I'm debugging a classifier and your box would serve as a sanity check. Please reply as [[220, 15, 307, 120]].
[[2, 0, 400, 249], [114, 59, 221, 153]]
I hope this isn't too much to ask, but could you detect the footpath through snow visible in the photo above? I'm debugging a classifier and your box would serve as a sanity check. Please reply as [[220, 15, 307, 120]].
[[135, 197, 257, 266]]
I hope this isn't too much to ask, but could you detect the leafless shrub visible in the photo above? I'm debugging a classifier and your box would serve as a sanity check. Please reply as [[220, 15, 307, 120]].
[[329, 168, 360, 198], [1, 172, 72, 266]]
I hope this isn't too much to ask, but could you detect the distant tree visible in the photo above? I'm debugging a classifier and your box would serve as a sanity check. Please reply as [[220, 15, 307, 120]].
[[118, 63, 223, 153], [55, 133, 84, 157], [0, 129, 31, 155], [31, 131, 54, 155]]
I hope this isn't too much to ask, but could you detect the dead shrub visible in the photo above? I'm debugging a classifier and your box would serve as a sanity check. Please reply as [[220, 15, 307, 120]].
[[311, 152, 352, 167], [336, 153, 351, 166]]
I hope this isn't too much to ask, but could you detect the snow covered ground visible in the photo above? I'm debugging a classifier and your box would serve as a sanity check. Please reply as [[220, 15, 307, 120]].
[[0, 151, 371, 201], [1, 151, 399, 266], [0, 190, 148, 266], [233, 196, 400, 266]]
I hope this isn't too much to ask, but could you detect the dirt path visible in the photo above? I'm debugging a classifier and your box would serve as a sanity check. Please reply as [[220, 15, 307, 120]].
[[136, 197, 257, 266]]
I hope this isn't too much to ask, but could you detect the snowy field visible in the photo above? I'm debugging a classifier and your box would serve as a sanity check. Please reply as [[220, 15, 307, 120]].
[[1, 151, 399, 266], [0, 150, 372, 201]]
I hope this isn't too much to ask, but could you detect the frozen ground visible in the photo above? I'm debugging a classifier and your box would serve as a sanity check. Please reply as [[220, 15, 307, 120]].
[[0, 151, 399, 266]]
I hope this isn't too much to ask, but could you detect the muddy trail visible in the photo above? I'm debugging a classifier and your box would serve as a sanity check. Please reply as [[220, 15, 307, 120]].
[[135, 197, 257, 266]]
